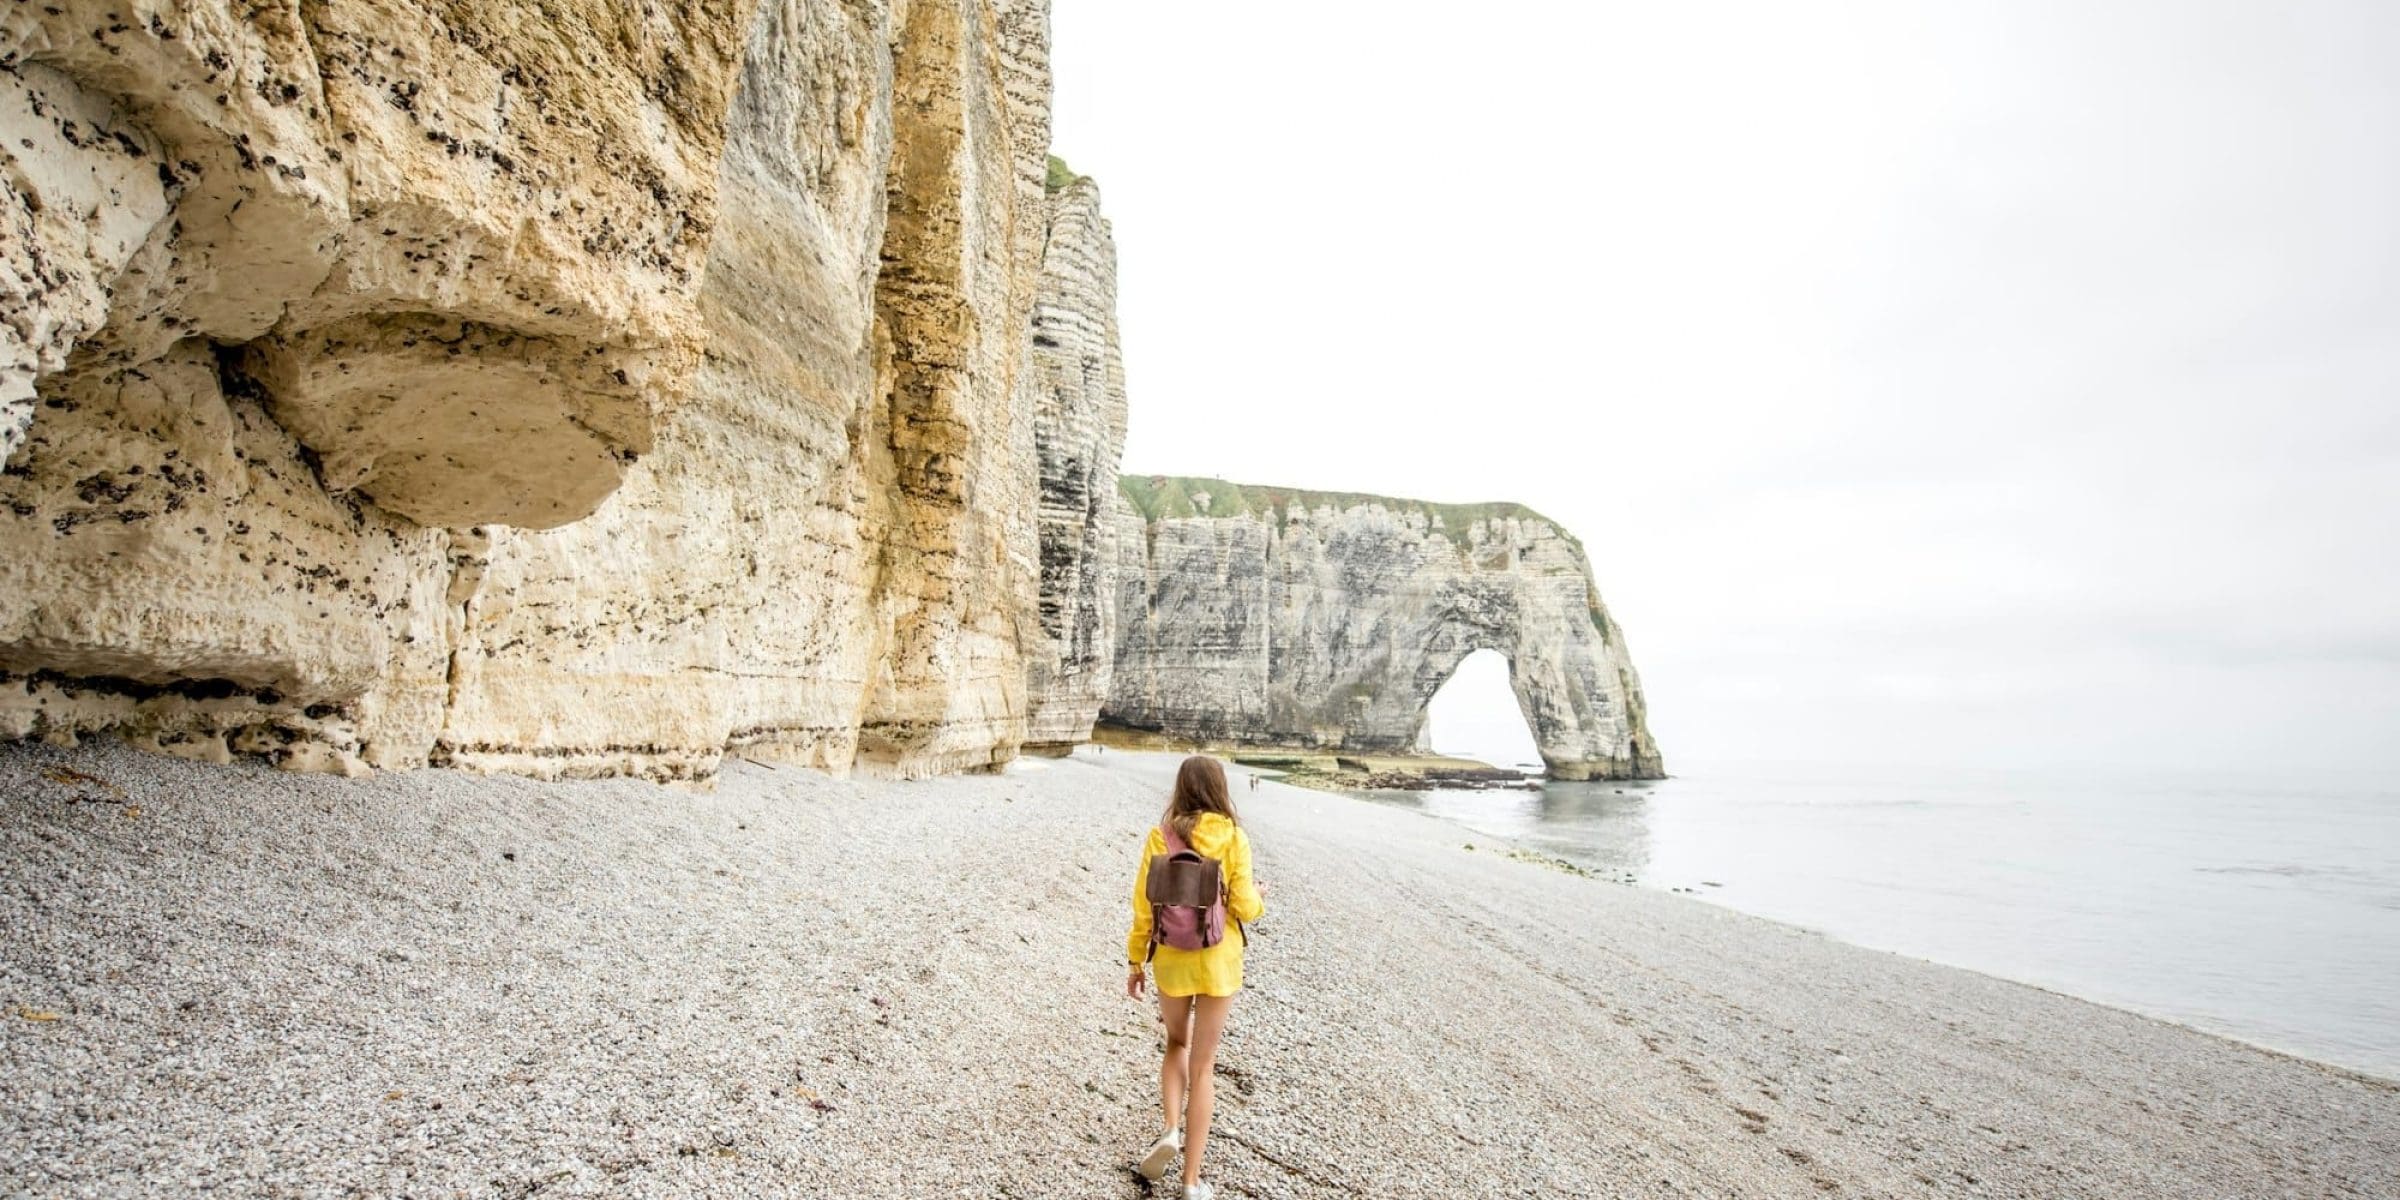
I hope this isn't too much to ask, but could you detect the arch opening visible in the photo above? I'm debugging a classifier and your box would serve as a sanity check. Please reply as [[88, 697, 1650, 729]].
[[1423, 649, 1541, 771]]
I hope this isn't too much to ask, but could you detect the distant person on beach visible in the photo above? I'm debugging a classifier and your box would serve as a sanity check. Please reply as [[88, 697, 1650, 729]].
[[1124, 756, 1266, 1199]]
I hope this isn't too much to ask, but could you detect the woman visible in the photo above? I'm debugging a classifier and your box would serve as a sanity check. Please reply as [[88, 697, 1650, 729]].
[[1124, 756, 1266, 1199]]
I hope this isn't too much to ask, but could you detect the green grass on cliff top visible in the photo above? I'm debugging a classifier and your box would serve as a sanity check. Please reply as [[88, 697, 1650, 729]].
[[1117, 474, 1561, 546], [1045, 155, 1084, 192]]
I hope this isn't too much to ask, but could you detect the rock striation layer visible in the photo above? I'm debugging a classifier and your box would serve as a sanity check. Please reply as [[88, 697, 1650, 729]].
[[1, 0, 1066, 779], [1105, 477, 1664, 780], [1, 4, 1657, 784], [431, 0, 1055, 780], [1022, 161, 1129, 751]]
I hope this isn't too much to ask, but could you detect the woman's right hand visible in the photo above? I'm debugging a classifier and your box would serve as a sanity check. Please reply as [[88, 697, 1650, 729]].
[[1124, 965, 1146, 999]]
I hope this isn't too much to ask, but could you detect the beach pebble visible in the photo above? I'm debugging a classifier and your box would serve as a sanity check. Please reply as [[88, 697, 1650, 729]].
[[1, 740, 2394, 1198]]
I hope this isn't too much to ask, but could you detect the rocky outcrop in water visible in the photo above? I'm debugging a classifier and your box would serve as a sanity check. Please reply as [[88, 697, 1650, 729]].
[[1022, 162, 1129, 751], [1104, 477, 1664, 780], [1, 0, 1063, 779]]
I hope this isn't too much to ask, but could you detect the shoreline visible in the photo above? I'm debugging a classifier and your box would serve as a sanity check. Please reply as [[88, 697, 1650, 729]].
[[1350, 770, 2400, 1086], [4, 740, 2395, 1196], [1383, 789, 2398, 1087], [1091, 723, 1538, 792]]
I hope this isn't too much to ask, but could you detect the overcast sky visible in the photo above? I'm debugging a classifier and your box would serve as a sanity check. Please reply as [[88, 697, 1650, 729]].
[[1048, 0, 2400, 774]]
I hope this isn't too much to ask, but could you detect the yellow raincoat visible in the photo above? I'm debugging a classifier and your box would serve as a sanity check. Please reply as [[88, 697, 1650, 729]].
[[1126, 813, 1265, 997]]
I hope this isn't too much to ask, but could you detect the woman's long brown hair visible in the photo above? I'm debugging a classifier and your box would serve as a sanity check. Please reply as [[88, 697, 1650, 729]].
[[1165, 755, 1239, 842]]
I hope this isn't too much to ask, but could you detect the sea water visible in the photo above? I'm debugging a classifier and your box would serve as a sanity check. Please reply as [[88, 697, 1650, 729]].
[[1354, 763, 2400, 1080]]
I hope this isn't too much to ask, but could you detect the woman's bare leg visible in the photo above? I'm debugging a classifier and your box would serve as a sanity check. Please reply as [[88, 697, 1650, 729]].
[[1157, 993, 1195, 1133], [1181, 994, 1236, 1186]]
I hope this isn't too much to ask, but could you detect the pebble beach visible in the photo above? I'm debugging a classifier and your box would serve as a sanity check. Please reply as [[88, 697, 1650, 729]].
[[3, 741, 2395, 1198]]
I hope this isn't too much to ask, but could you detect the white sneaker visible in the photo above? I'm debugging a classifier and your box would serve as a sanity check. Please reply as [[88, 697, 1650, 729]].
[[1184, 1182, 1215, 1200], [1135, 1128, 1181, 1181]]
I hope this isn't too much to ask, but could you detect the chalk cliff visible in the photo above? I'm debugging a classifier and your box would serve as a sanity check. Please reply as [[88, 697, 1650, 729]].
[[1022, 161, 1129, 751], [1, 0, 1063, 779], [1105, 477, 1664, 781], [433, 0, 1055, 780], [0, 4, 1654, 783]]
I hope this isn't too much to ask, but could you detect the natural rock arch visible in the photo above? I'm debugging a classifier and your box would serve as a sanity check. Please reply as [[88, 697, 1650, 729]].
[[1104, 478, 1664, 780], [1416, 648, 1540, 764]]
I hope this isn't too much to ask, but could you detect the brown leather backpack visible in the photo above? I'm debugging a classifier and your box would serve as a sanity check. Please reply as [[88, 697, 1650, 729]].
[[1144, 821, 1234, 959]]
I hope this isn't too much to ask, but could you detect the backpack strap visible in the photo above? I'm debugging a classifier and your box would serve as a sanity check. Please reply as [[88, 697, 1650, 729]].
[[1221, 858, 1249, 946], [1219, 829, 1253, 945], [1145, 822, 1173, 962]]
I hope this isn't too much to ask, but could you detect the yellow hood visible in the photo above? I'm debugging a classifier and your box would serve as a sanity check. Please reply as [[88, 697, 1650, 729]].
[[1165, 811, 1240, 859]]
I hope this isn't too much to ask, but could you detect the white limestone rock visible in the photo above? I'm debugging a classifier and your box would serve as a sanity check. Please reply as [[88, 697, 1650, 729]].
[[1024, 168, 1129, 750], [0, 344, 453, 771], [1, 0, 1063, 780], [1105, 478, 1665, 780], [0, 62, 170, 462], [1, 3, 1655, 786], [434, 0, 1055, 782]]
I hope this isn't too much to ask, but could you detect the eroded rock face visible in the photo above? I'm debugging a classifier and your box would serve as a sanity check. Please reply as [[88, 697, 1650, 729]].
[[1, 1, 748, 523], [1105, 478, 1665, 780], [2, 5, 1656, 783], [0, 345, 455, 773], [1, 0, 758, 772], [436, 0, 1053, 781], [1, 0, 1061, 780], [1023, 170, 1129, 750]]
